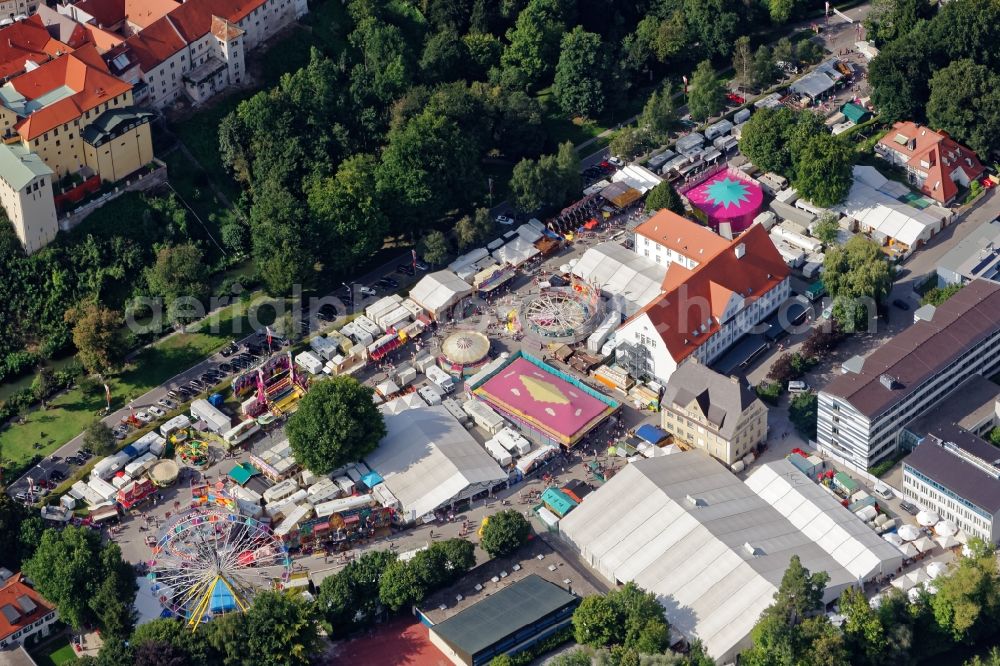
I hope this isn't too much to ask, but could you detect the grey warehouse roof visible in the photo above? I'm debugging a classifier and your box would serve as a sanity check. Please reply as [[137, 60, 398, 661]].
[[937, 218, 1000, 283], [429, 574, 578, 657]]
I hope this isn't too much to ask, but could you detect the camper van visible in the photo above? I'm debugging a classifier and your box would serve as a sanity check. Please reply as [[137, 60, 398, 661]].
[[424, 365, 455, 394]]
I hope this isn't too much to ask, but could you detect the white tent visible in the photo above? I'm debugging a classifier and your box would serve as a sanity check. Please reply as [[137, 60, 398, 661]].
[[883, 532, 904, 547], [898, 524, 922, 541], [935, 534, 960, 550], [926, 561, 949, 579], [916, 510, 940, 527], [912, 536, 936, 553], [408, 271, 473, 320], [516, 223, 543, 243], [935, 519, 958, 537], [834, 178, 941, 250], [560, 453, 862, 664], [491, 236, 539, 267], [572, 242, 666, 316], [899, 542, 919, 558], [891, 575, 916, 592], [364, 405, 507, 522], [745, 460, 904, 582], [611, 165, 662, 194]]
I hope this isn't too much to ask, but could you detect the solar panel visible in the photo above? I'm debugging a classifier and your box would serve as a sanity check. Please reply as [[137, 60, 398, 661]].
[[16, 595, 36, 614], [0, 604, 20, 623]]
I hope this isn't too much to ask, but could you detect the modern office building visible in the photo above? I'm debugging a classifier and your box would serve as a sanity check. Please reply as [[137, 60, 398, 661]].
[[817, 279, 1000, 468], [660, 358, 767, 466], [902, 424, 1000, 543]]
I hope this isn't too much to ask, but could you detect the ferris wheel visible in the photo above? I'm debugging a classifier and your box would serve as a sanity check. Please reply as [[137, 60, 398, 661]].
[[147, 505, 292, 630]]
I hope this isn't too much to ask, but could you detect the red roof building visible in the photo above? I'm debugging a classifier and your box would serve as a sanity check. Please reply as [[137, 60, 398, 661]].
[[875, 121, 985, 205], [0, 573, 57, 649], [0, 16, 72, 83], [617, 223, 790, 383]]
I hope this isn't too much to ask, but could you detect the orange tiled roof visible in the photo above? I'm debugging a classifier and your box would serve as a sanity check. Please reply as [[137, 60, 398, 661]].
[[0, 16, 72, 82], [11, 45, 132, 140], [121, 15, 185, 71], [168, 0, 264, 42], [74, 0, 180, 30], [629, 224, 790, 362], [85, 24, 126, 52], [633, 209, 732, 261], [0, 573, 54, 642], [877, 121, 986, 204]]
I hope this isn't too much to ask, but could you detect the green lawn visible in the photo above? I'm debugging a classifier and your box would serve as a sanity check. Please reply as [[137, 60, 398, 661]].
[[32, 639, 78, 666], [0, 294, 279, 467]]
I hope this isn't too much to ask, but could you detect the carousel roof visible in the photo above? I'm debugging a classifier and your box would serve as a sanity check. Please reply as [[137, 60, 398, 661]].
[[442, 330, 490, 365]]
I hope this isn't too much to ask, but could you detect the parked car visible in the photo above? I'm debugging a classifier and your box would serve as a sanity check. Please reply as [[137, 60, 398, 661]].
[[899, 500, 918, 515], [148, 406, 166, 418], [49, 470, 65, 482], [158, 398, 176, 410], [359, 285, 377, 297], [380, 276, 399, 288], [415, 260, 429, 271], [608, 156, 624, 167], [396, 264, 415, 276], [788, 380, 810, 393], [66, 456, 83, 466], [136, 411, 152, 423], [495, 215, 514, 225], [892, 298, 910, 311], [726, 92, 745, 104], [873, 483, 894, 500]]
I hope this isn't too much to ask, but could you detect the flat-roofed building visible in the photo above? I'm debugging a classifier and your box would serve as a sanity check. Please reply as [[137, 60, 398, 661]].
[[817, 279, 1000, 468], [427, 575, 580, 666], [903, 424, 1000, 543]]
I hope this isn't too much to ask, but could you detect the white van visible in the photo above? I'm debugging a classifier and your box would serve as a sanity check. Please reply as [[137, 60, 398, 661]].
[[424, 366, 455, 394], [787, 381, 809, 393]]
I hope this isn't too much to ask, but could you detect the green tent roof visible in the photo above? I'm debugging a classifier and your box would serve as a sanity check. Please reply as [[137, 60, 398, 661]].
[[228, 462, 259, 486], [541, 488, 578, 517], [841, 102, 870, 124]]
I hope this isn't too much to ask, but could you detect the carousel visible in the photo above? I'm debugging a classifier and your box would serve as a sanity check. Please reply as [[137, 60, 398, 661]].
[[438, 330, 492, 377]]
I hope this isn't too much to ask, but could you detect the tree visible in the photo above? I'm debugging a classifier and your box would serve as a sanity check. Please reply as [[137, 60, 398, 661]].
[[639, 84, 675, 143], [683, 0, 738, 58], [145, 243, 209, 313], [768, 0, 795, 23], [83, 419, 116, 456], [131, 619, 211, 666], [823, 237, 894, 331], [418, 230, 451, 266], [612, 126, 648, 163], [31, 367, 53, 406], [738, 107, 798, 174], [840, 587, 890, 666], [250, 181, 317, 295], [509, 146, 578, 213], [306, 154, 389, 273], [813, 213, 840, 245], [509, 158, 545, 213], [732, 36, 753, 92], [420, 29, 469, 83], [455, 208, 494, 250], [23, 527, 136, 632], [553, 27, 609, 118], [133, 641, 190, 666], [437, 538, 476, 574], [479, 509, 531, 556], [687, 60, 725, 122], [379, 559, 426, 611], [927, 59, 1000, 159], [796, 39, 824, 65], [752, 46, 779, 89], [242, 591, 319, 666], [930, 540, 1000, 644], [922, 284, 963, 306], [500, 0, 571, 91], [793, 134, 853, 207], [316, 549, 397, 635], [644, 182, 684, 215], [0, 494, 41, 570], [573, 583, 670, 651], [286, 376, 386, 475], [774, 37, 794, 66], [65, 303, 125, 374], [789, 392, 818, 440], [865, 0, 935, 46], [742, 556, 833, 665]]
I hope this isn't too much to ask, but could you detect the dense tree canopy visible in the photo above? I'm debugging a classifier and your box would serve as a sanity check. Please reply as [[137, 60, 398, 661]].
[[644, 181, 685, 215], [793, 134, 854, 207], [687, 59, 725, 121], [926, 59, 1000, 159], [286, 376, 386, 474], [23, 527, 136, 634], [479, 509, 531, 556], [553, 27, 610, 118], [65, 303, 126, 374], [823, 236, 895, 331], [573, 583, 671, 653]]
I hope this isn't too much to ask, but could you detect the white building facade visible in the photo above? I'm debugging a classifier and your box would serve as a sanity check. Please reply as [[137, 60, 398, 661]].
[[0, 143, 56, 254]]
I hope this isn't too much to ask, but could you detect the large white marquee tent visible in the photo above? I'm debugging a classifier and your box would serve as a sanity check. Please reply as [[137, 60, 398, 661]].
[[559, 452, 900, 663], [572, 242, 666, 316], [409, 270, 473, 320]]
